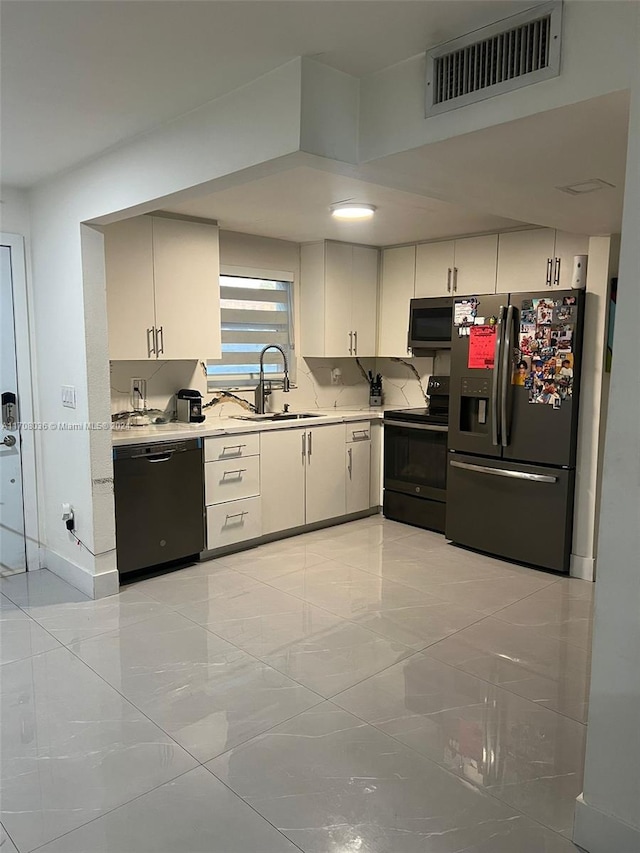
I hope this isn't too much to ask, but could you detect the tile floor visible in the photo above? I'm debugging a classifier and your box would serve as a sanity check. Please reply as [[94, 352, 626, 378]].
[[0, 515, 593, 852]]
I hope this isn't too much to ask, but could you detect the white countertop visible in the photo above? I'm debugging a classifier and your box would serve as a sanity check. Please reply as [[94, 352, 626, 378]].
[[111, 407, 390, 447]]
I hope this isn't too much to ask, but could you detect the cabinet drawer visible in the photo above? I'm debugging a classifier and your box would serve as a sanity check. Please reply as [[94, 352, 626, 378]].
[[206, 497, 262, 549], [205, 456, 260, 505], [205, 433, 260, 462], [346, 423, 371, 443]]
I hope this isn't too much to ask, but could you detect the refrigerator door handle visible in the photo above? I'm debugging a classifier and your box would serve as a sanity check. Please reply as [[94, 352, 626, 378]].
[[450, 460, 558, 483], [491, 305, 506, 446], [500, 305, 515, 447]]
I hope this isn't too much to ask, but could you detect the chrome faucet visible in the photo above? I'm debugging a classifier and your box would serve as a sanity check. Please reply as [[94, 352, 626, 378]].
[[255, 344, 290, 414]]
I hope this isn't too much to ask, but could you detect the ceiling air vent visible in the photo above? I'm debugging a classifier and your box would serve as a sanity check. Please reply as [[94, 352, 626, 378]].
[[426, 1, 562, 116]]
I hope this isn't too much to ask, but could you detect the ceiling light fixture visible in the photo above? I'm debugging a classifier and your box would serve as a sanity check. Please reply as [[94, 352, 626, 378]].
[[330, 202, 376, 220], [556, 178, 615, 196]]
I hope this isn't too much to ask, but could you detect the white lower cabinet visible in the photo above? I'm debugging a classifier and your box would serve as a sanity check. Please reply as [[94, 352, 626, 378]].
[[261, 428, 306, 535], [346, 440, 371, 514], [261, 423, 358, 535], [305, 424, 347, 525], [204, 434, 262, 549], [206, 497, 262, 550]]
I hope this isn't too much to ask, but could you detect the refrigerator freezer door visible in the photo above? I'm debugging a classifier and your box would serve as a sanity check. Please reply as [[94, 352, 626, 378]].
[[504, 290, 584, 467], [448, 294, 506, 458], [446, 453, 575, 573]]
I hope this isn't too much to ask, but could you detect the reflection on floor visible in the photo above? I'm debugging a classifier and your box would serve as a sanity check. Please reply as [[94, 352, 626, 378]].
[[0, 516, 593, 852]]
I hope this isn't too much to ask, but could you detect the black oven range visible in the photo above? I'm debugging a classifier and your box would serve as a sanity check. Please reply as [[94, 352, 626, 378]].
[[383, 375, 449, 534]]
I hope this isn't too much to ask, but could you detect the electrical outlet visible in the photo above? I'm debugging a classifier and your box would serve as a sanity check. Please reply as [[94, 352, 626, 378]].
[[131, 378, 146, 410]]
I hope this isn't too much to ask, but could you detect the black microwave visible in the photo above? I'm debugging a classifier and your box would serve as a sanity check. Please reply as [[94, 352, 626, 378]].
[[408, 297, 453, 351]]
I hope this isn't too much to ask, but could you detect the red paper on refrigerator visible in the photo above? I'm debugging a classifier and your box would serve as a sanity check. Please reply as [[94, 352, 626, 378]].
[[468, 325, 497, 369]]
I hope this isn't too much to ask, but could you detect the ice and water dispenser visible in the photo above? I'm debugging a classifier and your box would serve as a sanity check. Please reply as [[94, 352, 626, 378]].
[[459, 376, 492, 435]]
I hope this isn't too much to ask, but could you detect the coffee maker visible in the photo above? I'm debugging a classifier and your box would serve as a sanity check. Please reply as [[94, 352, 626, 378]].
[[176, 389, 205, 423]]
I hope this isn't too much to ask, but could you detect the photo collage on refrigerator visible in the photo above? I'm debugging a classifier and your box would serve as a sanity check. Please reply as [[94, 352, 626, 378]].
[[513, 296, 577, 408]]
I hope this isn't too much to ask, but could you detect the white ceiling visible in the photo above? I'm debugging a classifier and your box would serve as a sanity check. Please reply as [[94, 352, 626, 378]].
[[1, 0, 532, 186], [163, 165, 524, 245]]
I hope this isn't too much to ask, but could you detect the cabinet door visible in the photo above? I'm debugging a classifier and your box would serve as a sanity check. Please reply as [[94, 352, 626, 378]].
[[453, 234, 498, 296], [260, 428, 306, 534], [300, 242, 326, 357], [152, 217, 221, 360], [104, 216, 155, 360], [378, 246, 415, 357], [305, 424, 347, 524], [351, 245, 379, 357], [346, 440, 371, 514], [552, 231, 589, 289], [324, 242, 353, 356], [415, 241, 455, 297], [496, 229, 556, 293]]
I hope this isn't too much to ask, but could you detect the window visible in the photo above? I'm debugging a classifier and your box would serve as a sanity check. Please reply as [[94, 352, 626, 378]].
[[207, 273, 295, 390]]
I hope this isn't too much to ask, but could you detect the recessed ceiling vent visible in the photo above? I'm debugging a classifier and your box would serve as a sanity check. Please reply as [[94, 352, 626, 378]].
[[426, 1, 562, 116]]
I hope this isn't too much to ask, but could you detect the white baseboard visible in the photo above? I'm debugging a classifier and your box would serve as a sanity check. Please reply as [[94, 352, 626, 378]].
[[574, 794, 640, 853], [570, 553, 595, 581], [41, 547, 119, 599]]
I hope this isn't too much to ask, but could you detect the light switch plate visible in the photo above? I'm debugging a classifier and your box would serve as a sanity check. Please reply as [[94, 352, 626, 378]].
[[61, 385, 76, 409]]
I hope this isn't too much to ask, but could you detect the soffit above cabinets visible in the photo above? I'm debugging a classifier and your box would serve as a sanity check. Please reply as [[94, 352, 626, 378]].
[[162, 166, 525, 247]]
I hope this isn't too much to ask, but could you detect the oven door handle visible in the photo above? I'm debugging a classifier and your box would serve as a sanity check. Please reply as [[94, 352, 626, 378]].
[[384, 420, 448, 432]]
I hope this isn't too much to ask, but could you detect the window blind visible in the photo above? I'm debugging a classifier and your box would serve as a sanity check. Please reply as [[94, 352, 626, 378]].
[[207, 275, 294, 389]]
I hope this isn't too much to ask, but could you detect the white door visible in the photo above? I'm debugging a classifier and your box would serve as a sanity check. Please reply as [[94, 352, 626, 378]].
[[378, 246, 415, 357], [260, 428, 306, 534], [324, 242, 353, 356], [453, 234, 498, 296], [351, 246, 379, 357], [305, 424, 346, 524], [496, 228, 556, 293], [0, 246, 26, 574], [414, 241, 455, 297]]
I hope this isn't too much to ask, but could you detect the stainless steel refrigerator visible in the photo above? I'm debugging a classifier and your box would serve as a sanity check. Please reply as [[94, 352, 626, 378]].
[[446, 289, 585, 573]]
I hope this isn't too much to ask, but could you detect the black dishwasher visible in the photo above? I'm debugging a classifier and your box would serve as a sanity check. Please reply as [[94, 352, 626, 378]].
[[113, 439, 205, 577]]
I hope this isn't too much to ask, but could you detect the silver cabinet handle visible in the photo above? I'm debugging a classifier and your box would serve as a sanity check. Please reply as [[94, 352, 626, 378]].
[[491, 305, 506, 446], [351, 428, 370, 439], [222, 468, 246, 478], [348, 331, 353, 355], [147, 327, 156, 358], [384, 419, 448, 432], [453, 267, 458, 292], [446, 268, 452, 292], [2, 435, 16, 448], [553, 257, 561, 286], [156, 326, 164, 355], [221, 444, 246, 455], [225, 511, 247, 522], [546, 258, 553, 287], [308, 430, 312, 459], [450, 459, 557, 483], [500, 305, 515, 448], [353, 330, 358, 355], [302, 431, 306, 461], [348, 446, 353, 478]]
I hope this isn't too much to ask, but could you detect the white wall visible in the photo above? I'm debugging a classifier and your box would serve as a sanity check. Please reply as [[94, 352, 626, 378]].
[[28, 61, 304, 597], [574, 12, 640, 849], [359, 1, 637, 161]]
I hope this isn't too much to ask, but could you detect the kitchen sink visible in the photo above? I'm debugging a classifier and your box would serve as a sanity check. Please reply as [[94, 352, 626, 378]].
[[234, 412, 323, 422]]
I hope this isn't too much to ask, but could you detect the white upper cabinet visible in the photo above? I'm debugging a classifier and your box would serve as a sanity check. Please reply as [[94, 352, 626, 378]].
[[104, 215, 221, 361], [378, 245, 415, 357], [496, 228, 588, 293], [415, 235, 497, 298], [104, 217, 156, 361], [453, 234, 499, 295], [300, 241, 379, 358], [414, 241, 454, 297], [152, 217, 221, 360]]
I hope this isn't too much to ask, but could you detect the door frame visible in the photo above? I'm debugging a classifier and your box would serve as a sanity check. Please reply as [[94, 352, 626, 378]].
[[1, 233, 39, 571]]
